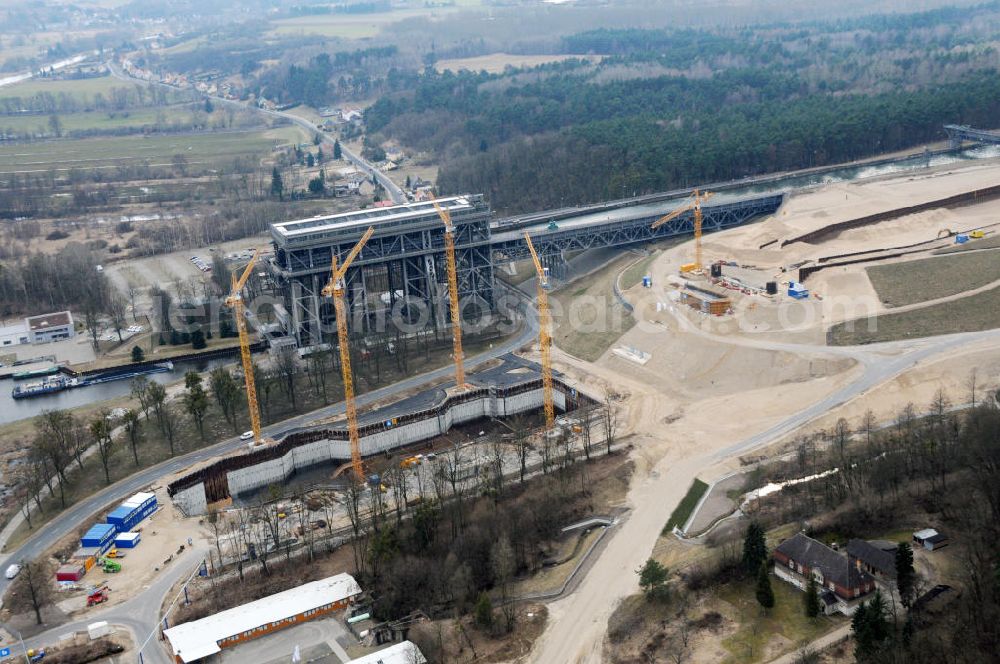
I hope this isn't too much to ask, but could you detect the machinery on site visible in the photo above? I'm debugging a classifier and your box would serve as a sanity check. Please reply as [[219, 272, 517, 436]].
[[322, 226, 376, 483], [522, 231, 555, 430], [100, 559, 121, 574], [432, 199, 467, 389], [87, 586, 110, 606], [651, 189, 713, 272], [225, 251, 263, 447]]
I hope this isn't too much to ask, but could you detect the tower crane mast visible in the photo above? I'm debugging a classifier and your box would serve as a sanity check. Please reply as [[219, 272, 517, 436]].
[[432, 199, 466, 388], [650, 189, 713, 272], [322, 226, 375, 483], [225, 251, 262, 446], [523, 231, 555, 430]]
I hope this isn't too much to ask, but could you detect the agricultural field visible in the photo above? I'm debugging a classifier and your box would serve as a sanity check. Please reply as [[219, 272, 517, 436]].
[[435, 53, 602, 74], [827, 283, 1000, 345], [0, 107, 169, 134], [267, 5, 469, 38], [865, 250, 1000, 307], [0, 74, 126, 102], [0, 125, 306, 174]]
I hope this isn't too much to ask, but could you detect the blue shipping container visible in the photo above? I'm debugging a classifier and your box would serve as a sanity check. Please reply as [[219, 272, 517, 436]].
[[81, 523, 116, 549], [114, 532, 141, 549], [106, 505, 134, 526], [120, 501, 157, 532]]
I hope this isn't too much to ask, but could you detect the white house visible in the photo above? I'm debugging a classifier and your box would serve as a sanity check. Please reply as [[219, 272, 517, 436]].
[[26, 311, 75, 343]]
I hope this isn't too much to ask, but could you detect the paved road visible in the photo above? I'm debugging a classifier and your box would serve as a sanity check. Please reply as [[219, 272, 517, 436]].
[[107, 62, 406, 205], [528, 322, 1000, 663], [0, 281, 536, 585]]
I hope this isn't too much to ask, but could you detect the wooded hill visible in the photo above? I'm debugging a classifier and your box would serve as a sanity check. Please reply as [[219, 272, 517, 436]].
[[363, 3, 1000, 213]]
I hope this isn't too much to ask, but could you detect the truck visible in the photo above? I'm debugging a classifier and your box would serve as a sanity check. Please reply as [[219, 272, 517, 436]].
[[87, 587, 110, 606]]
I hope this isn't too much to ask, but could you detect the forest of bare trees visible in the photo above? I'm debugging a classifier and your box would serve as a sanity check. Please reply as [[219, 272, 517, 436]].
[[741, 385, 1000, 663]]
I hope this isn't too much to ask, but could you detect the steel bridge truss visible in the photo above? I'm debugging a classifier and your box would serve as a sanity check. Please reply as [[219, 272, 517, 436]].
[[944, 124, 1000, 149], [278, 193, 784, 347], [490, 194, 785, 262]]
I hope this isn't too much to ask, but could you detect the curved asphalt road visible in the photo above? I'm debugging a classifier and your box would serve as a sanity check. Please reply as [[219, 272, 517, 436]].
[[107, 62, 406, 205], [0, 283, 536, 610]]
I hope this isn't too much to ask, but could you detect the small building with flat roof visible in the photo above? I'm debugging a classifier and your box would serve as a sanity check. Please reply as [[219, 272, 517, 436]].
[[0, 320, 29, 347], [163, 573, 361, 663], [25, 311, 74, 343], [913, 528, 949, 551], [679, 284, 731, 316], [348, 641, 427, 664]]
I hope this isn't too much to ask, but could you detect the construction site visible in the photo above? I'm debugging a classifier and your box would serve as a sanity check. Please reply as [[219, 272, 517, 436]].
[[141, 131, 1000, 661], [9, 126, 1000, 664]]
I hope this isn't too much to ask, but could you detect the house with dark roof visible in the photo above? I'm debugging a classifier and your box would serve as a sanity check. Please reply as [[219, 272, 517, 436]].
[[847, 539, 898, 582], [773, 532, 876, 616]]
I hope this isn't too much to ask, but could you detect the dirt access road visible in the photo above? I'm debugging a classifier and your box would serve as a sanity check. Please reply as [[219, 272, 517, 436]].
[[530, 327, 1000, 664], [525, 159, 1000, 662]]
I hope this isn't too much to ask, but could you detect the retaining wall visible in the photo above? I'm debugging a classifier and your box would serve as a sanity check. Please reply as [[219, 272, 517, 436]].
[[170, 384, 569, 515]]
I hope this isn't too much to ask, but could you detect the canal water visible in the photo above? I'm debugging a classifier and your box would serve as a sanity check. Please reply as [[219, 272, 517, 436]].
[[724, 143, 1000, 199], [5, 144, 1000, 427], [0, 355, 236, 425]]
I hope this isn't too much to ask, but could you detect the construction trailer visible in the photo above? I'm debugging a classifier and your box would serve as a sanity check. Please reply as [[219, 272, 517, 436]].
[[106, 491, 157, 532], [114, 532, 141, 549], [72, 546, 102, 571], [679, 285, 731, 316], [80, 524, 116, 552], [788, 282, 810, 299], [163, 574, 362, 663]]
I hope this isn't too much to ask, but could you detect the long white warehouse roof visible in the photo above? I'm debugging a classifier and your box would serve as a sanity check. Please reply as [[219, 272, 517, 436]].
[[163, 573, 361, 663], [348, 641, 427, 664]]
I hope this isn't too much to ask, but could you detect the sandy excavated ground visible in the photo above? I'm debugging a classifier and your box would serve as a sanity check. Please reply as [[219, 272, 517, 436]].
[[520, 157, 1000, 664], [59, 487, 213, 615]]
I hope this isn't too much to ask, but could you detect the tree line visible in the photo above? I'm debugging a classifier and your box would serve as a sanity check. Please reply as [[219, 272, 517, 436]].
[[0, 82, 177, 116], [748, 383, 1000, 663], [362, 2, 1000, 214], [435, 70, 1000, 213]]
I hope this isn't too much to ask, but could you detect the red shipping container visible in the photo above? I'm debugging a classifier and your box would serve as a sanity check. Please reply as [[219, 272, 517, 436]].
[[56, 563, 86, 582]]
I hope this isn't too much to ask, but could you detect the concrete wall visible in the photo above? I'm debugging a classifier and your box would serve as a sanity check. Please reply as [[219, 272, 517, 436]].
[[173, 387, 567, 515], [172, 483, 208, 516]]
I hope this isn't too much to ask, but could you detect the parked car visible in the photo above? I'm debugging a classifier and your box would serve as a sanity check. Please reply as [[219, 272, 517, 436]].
[[5, 563, 21, 579], [240, 431, 254, 441]]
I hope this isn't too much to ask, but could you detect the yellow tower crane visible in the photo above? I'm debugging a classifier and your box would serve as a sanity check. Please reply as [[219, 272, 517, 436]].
[[321, 226, 375, 483], [432, 198, 466, 389], [523, 231, 555, 430], [650, 189, 713, 272], [225, 251, 262, 446]]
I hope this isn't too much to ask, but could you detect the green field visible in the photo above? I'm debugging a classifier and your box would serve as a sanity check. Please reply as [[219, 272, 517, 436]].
[[0, 126, 306, 174], [719, 577, 841, 664], [828, 284, 1000, 345], [620, 253, 656, 290], [866, 251, 1000, 307], [0, 75, 128, 101], [0, 107, 170, 134], [662, 478, 708, 534]]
